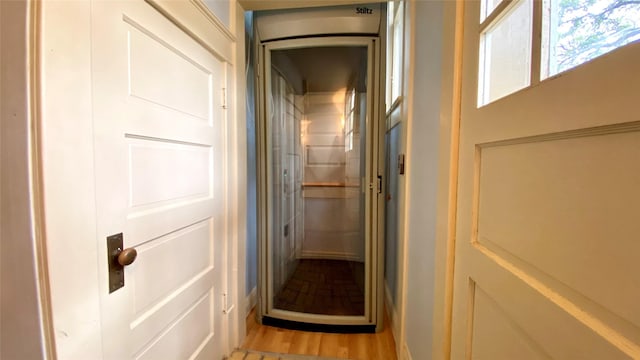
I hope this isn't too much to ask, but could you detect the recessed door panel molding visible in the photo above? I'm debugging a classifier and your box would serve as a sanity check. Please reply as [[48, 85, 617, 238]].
[[128, 139, 212, 207], [127, 17, 212, 121], [131, 219, 213, 314], [467, 277, 631, 359], [130, 270, 215, 354], [475, 126, 640, 331], [134, 291, 214, 360], [468, 281, 552, 359]]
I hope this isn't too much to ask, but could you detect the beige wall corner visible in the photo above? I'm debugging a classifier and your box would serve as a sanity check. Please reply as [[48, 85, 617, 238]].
[[233, 0, 249, 349]]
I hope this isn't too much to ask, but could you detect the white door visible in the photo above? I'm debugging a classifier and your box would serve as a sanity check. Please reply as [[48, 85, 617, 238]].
[[451, 0, 640, 358], [91, 1, 228, 359]]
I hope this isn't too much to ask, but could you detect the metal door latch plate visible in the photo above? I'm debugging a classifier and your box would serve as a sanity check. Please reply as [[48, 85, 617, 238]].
[[107, 233, 125, 293]]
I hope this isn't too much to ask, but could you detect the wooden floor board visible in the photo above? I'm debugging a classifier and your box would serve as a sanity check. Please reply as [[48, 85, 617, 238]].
[[241, 309, 398, 360], [274, 260, 365, 316], [288, 331, 309, 355]]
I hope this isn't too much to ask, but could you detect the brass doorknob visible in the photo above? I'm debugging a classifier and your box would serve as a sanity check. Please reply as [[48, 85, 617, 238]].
[[117, 248, 137, 266]]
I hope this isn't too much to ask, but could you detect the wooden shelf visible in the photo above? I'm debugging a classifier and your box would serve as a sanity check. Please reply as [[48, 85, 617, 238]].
[[302, 182, 359, 188]]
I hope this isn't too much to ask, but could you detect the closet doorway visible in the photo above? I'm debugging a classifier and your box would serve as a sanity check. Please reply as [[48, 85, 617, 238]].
[[258, 36, 384, 331]]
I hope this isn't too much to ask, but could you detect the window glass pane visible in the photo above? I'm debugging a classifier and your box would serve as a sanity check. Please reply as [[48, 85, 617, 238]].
[[386, 1, 404, 110], [391, 4, 403, 101], [542, 0, 640, 78], [479, 0, 533, 105], [386, 1, 395, 110], [481, 0, 504, 21], [345, 89, 355, 151]]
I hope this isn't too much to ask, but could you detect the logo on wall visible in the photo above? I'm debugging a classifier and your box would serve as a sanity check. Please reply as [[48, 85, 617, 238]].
[[356, 7, 374, 15]]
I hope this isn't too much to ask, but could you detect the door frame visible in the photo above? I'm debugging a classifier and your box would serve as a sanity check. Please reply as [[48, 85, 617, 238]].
[[256, 35, 385, 328], [34, 0, 245, 358], [430, 1, 465, 359], [0, 1, 56, 358]]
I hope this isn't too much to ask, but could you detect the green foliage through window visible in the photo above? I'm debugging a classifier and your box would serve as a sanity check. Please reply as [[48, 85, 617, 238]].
[[548, 0, 640, 75]]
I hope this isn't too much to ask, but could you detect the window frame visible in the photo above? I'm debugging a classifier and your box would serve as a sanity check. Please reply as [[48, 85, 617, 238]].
[[478, 0, 542, 106], [345, 88, 356, 152], [478, 0, 640, 106], [386, 1, 405, 113]]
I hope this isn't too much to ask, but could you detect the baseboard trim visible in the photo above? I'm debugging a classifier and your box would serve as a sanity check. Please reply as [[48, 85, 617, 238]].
[[262, 316, 375, 334], [245, 286, 257, 315], [300, 251, 363, 262], [384, 281, 401, 356]]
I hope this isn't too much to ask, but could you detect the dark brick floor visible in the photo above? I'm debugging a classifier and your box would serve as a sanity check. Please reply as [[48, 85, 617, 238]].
[[274, 259, 365, 316]]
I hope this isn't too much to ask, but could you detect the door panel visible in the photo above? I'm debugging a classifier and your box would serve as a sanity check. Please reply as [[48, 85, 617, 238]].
[[451, 1, 640, 358], [135, 292, 214, 360], [468, 276, 632, 359], [470, 286, 552, 360], [128, 24, 212, 120], [91, 1, 227, 359], [128, 139, 211, 206], [131, 220, 213, 314], [476, 132, 640, 329]]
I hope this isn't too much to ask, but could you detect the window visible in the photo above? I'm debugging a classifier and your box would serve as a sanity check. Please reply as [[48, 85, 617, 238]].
[[481, 0, 505, 21], [386, 1, 404, 111], [478, 0, 640, 106], [479, 0, 533, 105], [542, 0, 640, 78], [345, 89, 356, 152]]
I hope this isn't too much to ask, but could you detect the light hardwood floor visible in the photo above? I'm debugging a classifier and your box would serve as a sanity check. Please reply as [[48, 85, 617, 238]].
[[241, 309, 398, 360]]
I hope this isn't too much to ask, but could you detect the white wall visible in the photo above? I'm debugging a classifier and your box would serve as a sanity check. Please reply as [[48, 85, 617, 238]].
[[400, 1, 447, 359], [0, 1, 47, 358], [301, 92, 363, 261], [203, 0, 231, 29]]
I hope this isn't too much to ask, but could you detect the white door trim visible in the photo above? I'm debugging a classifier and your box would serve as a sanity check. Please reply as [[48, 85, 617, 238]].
[[1, 0, 56, 358], [430, 1, 464, 359]]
